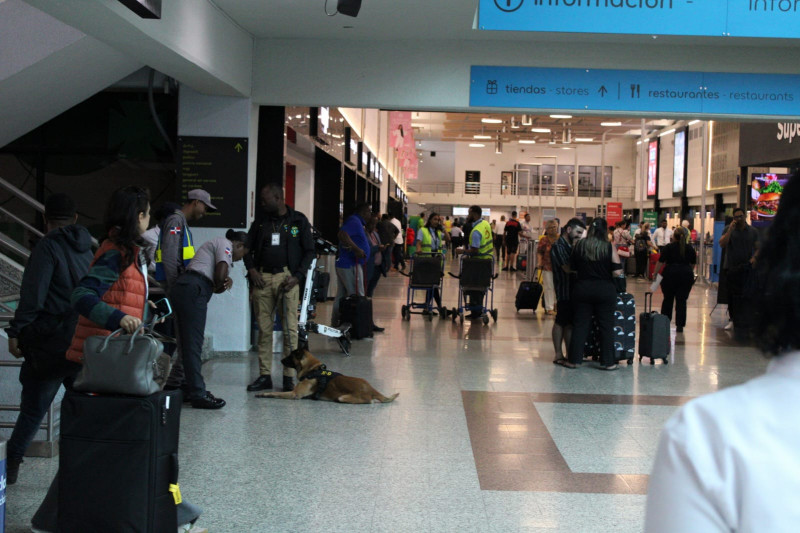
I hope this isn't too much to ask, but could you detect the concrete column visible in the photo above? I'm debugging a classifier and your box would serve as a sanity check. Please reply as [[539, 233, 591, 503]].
[[177, 85, 259, 352]]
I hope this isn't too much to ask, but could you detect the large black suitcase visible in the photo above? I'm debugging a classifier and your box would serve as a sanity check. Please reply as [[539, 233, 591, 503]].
[[59, 390, 182, 533], [613, 292, 636, 364], [340, 294, 373, 339], [515, 281, 542, 312], [584, 292, 636, 363], [638, 292, 671, 364]]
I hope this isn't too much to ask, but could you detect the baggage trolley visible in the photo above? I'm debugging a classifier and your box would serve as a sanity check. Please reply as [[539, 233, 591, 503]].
[[448, 253, 498, 325], [400, 252, 448, 321]]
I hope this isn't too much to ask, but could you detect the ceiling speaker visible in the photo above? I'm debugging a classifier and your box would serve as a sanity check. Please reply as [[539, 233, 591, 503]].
[[338, 0, 362, 17]]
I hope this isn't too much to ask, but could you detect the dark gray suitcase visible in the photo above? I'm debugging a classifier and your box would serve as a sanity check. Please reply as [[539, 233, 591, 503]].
[[638, 292, 671, 364], [59, 389, 182, 533]]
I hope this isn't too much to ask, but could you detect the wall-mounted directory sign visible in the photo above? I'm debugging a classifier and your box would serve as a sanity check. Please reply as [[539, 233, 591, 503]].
[[178, 136, 247, 228], [478, 0, 800, 39], [471, 66, 800, 117]]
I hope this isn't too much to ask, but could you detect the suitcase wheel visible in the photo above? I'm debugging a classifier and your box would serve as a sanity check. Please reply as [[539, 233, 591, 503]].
[[627, 358, 634, 365], [491, 309, 498, 323], [401, 305, 410, 321], [663, 357, 669, 365], [650, 358, 655, 365], [482, 315, 489, 325], [426, 311, 434, 322], [459, 313, 464, 324]]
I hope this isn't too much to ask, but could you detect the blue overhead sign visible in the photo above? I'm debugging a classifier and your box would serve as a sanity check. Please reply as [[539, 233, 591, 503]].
[[470, 66, 800, 117], [478, 0, 800, 39]]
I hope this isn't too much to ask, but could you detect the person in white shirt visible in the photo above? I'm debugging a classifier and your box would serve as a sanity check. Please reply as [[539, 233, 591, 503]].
[[390, 214, 406, 271], [652, 219, 673, 252], [645, 173, 800, 533], [494, 215, 507, 262], [450, 223, 464, 259]]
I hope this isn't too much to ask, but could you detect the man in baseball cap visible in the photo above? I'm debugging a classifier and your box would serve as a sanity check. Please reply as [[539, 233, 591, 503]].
[[187, 189, 217, 212]]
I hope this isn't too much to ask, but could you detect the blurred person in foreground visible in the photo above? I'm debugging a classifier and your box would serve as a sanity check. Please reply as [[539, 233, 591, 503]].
[[645, 172, 800, 532]]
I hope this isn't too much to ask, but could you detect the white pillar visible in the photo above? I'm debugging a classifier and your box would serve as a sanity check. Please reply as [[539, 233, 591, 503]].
[[178, 85, 258, 352]]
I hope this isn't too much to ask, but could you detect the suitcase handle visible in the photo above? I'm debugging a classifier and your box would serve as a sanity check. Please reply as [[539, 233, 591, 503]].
[[645, 292, 653, 313]]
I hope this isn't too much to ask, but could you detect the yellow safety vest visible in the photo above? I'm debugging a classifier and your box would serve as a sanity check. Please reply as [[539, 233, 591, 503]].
[[419, 227, 444, 254], [154, 223, 196, 281], [470, 219, 494, 256]]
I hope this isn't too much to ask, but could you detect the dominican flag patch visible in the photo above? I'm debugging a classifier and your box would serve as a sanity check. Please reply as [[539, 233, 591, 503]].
[[168, 226, 181, 235], [225, 247, 232, 256]]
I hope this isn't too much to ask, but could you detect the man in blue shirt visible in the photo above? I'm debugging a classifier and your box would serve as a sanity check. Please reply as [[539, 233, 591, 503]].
[[332, 203, 383, 332]]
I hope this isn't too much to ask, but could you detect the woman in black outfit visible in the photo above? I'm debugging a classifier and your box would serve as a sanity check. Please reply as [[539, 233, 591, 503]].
[[634, 222, 655, 278], [560, 218, 624, 370], [652, 227, 696, 333]]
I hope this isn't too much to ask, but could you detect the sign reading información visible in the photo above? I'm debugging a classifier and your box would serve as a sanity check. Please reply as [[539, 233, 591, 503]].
[[470, 66, 800, 116], [479, 0, 800, 39]]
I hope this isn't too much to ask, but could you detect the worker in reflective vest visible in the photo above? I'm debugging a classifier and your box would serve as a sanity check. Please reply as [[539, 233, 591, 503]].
[[156, 189, 216, 392], [416, 213, 450, 315], [456, 205, 494, 317]]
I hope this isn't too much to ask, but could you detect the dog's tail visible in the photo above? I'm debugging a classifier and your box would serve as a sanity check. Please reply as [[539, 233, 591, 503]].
[[375, 392, 399, 403]]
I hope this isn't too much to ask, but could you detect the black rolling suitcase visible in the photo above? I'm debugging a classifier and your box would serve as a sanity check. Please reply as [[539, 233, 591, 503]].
[[59, 389, 182, 533], [638, 292, 671, 364], [515, 281, 543, 312], [340, 294, 373, 339]]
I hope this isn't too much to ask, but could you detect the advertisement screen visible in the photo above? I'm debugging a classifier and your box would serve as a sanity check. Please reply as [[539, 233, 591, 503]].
[[647, 140, 658, 197], [750, 173, 790, 227], [673, 130, 686, 194]]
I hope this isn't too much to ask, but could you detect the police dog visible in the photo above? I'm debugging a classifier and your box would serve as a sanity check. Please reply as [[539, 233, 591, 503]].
[[255, 348, 399, 404]]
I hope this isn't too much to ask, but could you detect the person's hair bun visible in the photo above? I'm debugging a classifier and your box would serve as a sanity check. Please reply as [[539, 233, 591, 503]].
[[226, 229, 235, 240]]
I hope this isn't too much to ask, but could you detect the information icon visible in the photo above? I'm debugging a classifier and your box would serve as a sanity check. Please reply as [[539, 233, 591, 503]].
[[494, 0, 524, 13]]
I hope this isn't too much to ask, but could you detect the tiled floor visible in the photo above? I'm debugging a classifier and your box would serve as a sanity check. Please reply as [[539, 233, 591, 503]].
[[4, 265, 768, 532]]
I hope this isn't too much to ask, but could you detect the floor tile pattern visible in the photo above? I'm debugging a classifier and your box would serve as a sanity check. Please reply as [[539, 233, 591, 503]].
[[3, 267, 769, 532]]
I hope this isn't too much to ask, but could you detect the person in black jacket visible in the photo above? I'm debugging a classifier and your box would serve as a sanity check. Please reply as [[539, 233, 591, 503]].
[[244, 183, 315, 392], [4, 193, 93, 484], [652, 227, 697, 333]]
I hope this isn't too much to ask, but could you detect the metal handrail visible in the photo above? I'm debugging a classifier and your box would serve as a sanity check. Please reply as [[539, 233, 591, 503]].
[[0, 176, 45, 213], [0, 231, 31, 260], [407, 181, 636, 201], [0, 205, 44, 238]]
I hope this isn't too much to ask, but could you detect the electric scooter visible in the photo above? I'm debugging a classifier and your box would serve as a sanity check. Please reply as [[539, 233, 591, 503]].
[[296, 229, 352, 356]]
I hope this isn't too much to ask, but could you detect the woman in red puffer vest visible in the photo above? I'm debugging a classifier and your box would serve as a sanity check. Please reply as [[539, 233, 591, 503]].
[[67, 186, 151, 362]]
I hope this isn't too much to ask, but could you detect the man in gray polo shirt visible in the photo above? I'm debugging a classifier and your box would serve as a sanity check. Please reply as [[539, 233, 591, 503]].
[[159, 189, 216, 391]]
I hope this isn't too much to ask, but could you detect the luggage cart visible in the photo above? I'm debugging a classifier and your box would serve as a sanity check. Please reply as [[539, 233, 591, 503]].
[[400, 252, 448, 321], [448, 253, 498, 325]]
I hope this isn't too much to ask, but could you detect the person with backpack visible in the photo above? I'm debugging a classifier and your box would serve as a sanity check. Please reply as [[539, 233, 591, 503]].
[[4, 193, 93, 485], [634, 222, 656, 279]]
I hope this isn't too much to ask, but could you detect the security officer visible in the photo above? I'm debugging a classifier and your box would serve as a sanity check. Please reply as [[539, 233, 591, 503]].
[[457, 205, 494, 317], [157, 189, 215, 391], [245, 183, 315, 392]]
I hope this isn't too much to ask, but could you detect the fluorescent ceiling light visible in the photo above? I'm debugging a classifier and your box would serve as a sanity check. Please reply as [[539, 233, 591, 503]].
[[575, 137, 594, 142], [601, 122, 622, 127], [550, 114, 572, 119], [481, 118, 503, 124], [658, 129, 675, 137], [411, 123, 425, 127], [518, 140, 537, 144], [473, 134, 492, 139], [688, 120, 701, 125], [636, 141, 642, 145], [531, 128, 551, 133], [562, 147, 573, 150], [469, 143, 486, 148]]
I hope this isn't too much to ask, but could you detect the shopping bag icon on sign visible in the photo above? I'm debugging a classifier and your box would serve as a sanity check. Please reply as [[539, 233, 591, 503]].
[[486, 80, 498, 95]]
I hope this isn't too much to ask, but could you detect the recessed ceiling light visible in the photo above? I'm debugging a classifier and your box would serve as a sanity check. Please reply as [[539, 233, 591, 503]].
[[575, 138, 594, 142], [518, 140, 537, 144], [561, 147, 573, 150], [601, 122, 622, 127], [531, 128, 551, 133], [469, 143, 486, 148], [550, 114, 572, 119], [473, 135, 492, 140], [481, 118, 503, 124]]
